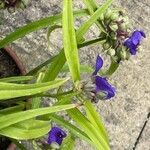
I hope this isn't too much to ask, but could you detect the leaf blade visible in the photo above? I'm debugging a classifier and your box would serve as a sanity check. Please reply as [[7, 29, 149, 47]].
[[62, 0, 80, 82]]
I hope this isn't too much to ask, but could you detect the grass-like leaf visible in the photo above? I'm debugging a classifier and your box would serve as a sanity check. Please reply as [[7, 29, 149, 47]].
[[0, 76, 33, 83], [84, 100, 109, 144], [63, 0, 80, 82], [60, 134, 75, 150], [67, 108, 109, 150], [0, 103, 77, 130], [0, 9, 88, 49], [0, 78, 69, 100], [0, 119, 50, 140]]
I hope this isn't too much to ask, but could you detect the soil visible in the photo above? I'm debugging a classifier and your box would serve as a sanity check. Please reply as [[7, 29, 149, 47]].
[[0, 48, 21, 150], [0, 48, 21, 78]]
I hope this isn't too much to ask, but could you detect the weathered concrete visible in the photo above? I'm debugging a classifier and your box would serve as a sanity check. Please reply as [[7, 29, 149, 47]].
[[0, 0, 149, 149]]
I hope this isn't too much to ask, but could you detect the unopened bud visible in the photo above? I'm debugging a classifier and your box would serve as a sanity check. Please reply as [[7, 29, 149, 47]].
[[104, 9, 112, 19], [110, 32, 117, 40], [110, 13, 118, 20], [107, 48, 116, 56], [103, 42, 111, 50], [137, 46, 142, 52], [120, 48, 127, 60], [51, 142, 60, 149], [109, 23, 118, 31]]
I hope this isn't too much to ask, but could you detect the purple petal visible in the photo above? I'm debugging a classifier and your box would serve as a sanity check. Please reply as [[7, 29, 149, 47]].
[[124, 30, 146, 55], [131, 30, 143, 45], [47, 127, 66, 145], [93, 55, 103, 75], [124, 39, 137, 55], [95, 76, 116, 99], [139, 30, 146, 38]]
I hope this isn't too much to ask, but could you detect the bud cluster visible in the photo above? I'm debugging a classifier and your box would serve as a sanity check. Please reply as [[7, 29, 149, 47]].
[[99, 9, 131, 62]]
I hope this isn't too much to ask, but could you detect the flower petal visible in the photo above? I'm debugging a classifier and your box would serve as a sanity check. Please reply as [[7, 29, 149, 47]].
[[131, 30, 143, 45], [93, 55, 103, 75], [139, 30, 146, 38], [47, 127, 66, 145], [95, 76, 116, 99], [124, 39, 137, 55]]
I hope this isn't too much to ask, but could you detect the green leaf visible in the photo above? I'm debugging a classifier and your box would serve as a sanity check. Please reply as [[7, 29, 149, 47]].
[[76, 0, 113, 42], [0, 76, 33, 83], [60, 134, 75, 150], [0, 9, 88, 49], [31, 72, 45, 109], [0, 104, 25, 116], [0, 119, 50, 140], [84, 100, 109, 144], [67, 108, 109, 150], [47, 25, 62, 49], [63, 0, 80, 82], [0, 78, 69, 100], [0, 103, 77, 130], [61, 64, 93, 73]]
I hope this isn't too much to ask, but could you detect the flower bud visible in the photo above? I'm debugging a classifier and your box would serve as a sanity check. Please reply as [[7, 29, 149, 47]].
[[120, 47, 127, 60], [102, 42, 111, 50], [109, 23, 118, 31], [51, 142, 60, 149], [107, 48, 116, 56], [110, 13, 118, 20], [110, 32, 117, 40], [104, 9, 112, 19], [137, 46, 142, 52]]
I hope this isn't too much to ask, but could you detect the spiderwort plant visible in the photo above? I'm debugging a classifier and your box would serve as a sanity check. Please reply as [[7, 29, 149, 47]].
[[0, 0, 146, 149]]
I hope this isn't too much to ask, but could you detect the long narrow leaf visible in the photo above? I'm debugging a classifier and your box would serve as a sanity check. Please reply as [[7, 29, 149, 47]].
[[0, 120, 50, 140], [0, 76, 33, 83], [63, 0, 80, 82], [0, 103, 77, 130], [84, 100, 109, 143], [0, 78, 69, 100], [60, 134, 75, 150], [67, 108, 109, 150], [0, 9, 88, 49]]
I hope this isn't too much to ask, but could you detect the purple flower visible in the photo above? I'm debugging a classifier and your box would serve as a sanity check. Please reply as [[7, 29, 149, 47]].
[[47, 127, 66, 146], [124, 30, 146, 55], [93, 55, 116, 100]]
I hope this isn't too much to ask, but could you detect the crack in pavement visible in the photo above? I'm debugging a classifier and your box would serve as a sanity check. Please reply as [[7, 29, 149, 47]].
[[133, 112, 150, 150]]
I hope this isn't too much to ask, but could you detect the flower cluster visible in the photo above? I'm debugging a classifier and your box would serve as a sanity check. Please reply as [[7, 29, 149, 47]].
[[99, 9, 146, 62]]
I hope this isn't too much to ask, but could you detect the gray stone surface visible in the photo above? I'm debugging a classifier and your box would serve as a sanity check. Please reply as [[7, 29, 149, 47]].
[[0, 0, 150, 150]]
